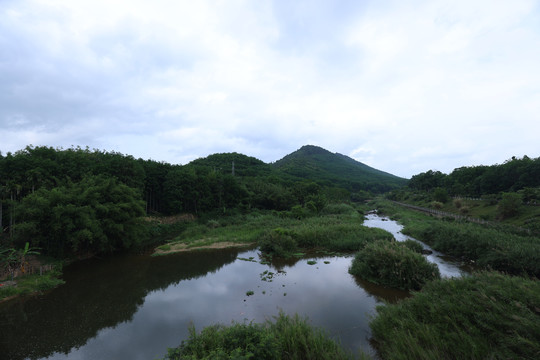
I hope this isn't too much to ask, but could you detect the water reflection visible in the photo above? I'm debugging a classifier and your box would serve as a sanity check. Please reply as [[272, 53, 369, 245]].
[[0, 246, 412, 360]]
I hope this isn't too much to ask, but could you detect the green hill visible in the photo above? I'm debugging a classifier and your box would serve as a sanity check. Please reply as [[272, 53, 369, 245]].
[[188, 152, 274, 178], [273, 145, 407, 192]]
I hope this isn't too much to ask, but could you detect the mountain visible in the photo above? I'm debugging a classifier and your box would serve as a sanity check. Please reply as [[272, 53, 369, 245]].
[[272, 145, 407, 192]]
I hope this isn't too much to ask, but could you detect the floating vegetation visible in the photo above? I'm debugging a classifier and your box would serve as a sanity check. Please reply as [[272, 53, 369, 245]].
[[307, 260, 317, 265], [324, 261, 330, 264], [246, 290, 254, 296], [238, 257, 257, 262], [260, 270, 275, 282]]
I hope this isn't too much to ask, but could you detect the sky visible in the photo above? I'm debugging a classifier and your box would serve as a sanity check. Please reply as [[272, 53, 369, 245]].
[[1, 0, 539, 178]]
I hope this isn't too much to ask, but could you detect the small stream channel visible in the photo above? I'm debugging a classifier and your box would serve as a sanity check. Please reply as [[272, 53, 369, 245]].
[[363, 211, 470, 278], [0, 213, 468, 360]]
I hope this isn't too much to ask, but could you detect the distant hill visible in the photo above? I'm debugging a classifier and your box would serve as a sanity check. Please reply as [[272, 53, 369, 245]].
[[272, 145, 407, 192], [188, 152, 275, 178]]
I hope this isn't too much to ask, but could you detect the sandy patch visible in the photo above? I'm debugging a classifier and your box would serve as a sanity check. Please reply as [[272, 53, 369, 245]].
[[154, 241, 253, 255]]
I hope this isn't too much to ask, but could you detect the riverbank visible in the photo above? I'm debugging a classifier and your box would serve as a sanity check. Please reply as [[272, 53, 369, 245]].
[[0, 264, 64, 302], [152, 205, 393, 258], [153, 240, 254, 255], [365, 199, 540, 359]]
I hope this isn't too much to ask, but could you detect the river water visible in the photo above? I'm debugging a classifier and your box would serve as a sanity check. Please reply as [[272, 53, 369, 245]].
[[363, 212, 468, 278], [0, 213, 466, 360]]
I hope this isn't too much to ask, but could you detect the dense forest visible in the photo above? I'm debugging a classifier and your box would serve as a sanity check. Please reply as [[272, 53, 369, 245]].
[[0, 145, 402, 258], [406, 156, 540, 199]]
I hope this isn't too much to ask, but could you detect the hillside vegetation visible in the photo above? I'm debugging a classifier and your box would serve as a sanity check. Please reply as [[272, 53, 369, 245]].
[[274, 145, 407, 193], [1, 144, 404, 259]]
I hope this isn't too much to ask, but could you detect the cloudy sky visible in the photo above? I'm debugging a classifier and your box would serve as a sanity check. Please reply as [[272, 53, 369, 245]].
[[1, 0, 539, 178]]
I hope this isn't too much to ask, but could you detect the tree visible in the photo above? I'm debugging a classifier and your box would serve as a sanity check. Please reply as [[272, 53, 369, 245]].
[[497, 192, 522, 219], [433, 187, 449, 203], [14, 175, 146, 256]]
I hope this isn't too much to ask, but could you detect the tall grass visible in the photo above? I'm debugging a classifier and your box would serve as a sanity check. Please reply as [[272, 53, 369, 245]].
[[163, 208, 392, 257], [370, 271, 540, 359], [403, 219, 540, 277], [372, 199, 540, 277], [162, 312, 360, 360], [349, 240, 440, 291], [258, 214, 393, 257]]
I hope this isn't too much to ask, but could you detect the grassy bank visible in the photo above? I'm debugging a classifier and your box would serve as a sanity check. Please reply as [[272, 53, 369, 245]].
[[370, 271, 540, 359], [154, 204, 393, 257], [372, 199, 540, 277], [0, 264, 64, 302], [162, 312, 362, 360]]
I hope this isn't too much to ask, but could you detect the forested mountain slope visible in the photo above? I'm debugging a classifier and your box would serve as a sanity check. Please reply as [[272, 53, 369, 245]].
[[273, 145, 407, 193]]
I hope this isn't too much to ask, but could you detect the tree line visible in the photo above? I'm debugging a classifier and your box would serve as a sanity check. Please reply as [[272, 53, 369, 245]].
[[406, 155, 540, 199], [0, 146, 363, 257]]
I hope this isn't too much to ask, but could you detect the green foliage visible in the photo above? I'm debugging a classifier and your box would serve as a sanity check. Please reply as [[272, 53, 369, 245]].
[[403, 218, 540, 277], [273, 145, 407, 193], [432, 187, 449, 203], [497, 192, 522, 219], [162, 313, 355, 360], [13, 175, 146, 256], [258, 228, 298, 258], [409, 155, 540, 197], [256, 212, 393, 258], [0, 264, 64, 300], [320, 203, 357, 216], [370, 272, 540, 360], [349, 240, 440, 291], [429, 201, 443, 209], [401, 239, 424, 253]]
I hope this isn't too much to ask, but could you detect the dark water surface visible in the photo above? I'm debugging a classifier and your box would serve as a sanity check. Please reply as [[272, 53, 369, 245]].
[[0, 244, 410, 360]]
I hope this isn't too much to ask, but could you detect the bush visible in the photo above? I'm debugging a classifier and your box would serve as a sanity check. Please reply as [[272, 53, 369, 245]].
[[320, 203, 356, 215], [162, 313, 355, 360], [370, 272, 540, 360], [258, 228, 298, 258], [401, 239, 424, 253], [430, 201, 443, 209], [349, 240, 440, 291]]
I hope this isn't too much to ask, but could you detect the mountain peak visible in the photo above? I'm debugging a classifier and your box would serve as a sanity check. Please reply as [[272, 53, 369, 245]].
[[274, 145, 406, 192]]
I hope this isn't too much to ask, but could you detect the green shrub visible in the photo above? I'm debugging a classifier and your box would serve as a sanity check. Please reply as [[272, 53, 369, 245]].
[[320, 203, 356, 215], [430, 201, 443, 209], [258, 228, 298, 258], [162, 313, 355, 360], [370, 272, 540, 360], [401, 239, 424, 253], [349, 240, 440, 291]]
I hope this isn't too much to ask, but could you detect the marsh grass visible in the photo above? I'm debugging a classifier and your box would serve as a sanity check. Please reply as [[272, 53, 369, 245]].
[[403, 218, 540, 277], [373, 199, 540, 277], [349, 240, 440, 291], [370, 272, 540, 360], [163, 209, 392, 258], [257, 212, 393, 258], [162, 312, 359, 360]]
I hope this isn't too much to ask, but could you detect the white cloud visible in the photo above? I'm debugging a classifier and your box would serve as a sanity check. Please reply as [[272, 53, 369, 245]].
[[1, 0, 539, 177]]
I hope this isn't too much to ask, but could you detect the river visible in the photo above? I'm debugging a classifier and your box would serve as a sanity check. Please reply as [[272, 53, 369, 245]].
[[0, 213, 467, 360]]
